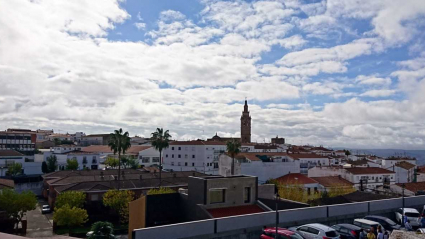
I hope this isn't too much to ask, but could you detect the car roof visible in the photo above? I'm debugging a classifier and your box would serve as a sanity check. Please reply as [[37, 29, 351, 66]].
[[264, 227, 294, 235], [335, 224, 361, 230], [354, 219, 380, 225], [365, 215, 387, 220], [401, 208, 419, 213], [304, 223, 334, 231]]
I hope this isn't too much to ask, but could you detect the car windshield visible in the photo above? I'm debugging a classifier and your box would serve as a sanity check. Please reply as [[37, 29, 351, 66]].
[[384, 218, 397, 226], [289, 233, 304, 239], [406, 212, 420, 217], [325, 231, 339, 237]]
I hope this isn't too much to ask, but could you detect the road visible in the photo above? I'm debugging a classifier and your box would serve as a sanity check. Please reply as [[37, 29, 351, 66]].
[[26, 199, 54, 238]]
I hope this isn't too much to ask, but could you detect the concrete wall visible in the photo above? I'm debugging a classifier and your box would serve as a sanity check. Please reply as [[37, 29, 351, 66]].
[[133, 195, 425, 239], [258, 184, 275, 199], [128, 196, 146, 239], [14, 181, 43, 195]]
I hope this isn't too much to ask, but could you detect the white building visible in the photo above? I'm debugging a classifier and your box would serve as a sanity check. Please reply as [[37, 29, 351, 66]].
[[382, 157, 417, 168], [47, 134, 72, 142], [219, 152, 300, 183], [308, 166, 347, 178], [344, 167, 395, 190], [35, 129, 54, 141], [391, 161, 416, 183], [288, 153, 330, 174], [162, 141, 227, 174], [0, 150, 42, 176], [39, 150, 100, 170], [81, 145, 151, 164]]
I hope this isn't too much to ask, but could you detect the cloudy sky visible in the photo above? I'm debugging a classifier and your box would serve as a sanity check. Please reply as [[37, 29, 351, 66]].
[[1, 0, 425, 149]]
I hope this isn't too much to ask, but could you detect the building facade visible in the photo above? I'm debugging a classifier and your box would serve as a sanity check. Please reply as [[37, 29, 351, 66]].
[[0, 130, 36, 151]]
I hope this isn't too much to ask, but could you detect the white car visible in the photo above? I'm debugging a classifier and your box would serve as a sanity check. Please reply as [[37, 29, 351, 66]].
[[41, 205, 51, 214], [292, 223, 340, 239], [395, 208, 421, 228]]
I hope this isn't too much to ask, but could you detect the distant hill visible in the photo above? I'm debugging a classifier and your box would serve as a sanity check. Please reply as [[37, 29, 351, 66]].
[[345, 149, 425, 166]]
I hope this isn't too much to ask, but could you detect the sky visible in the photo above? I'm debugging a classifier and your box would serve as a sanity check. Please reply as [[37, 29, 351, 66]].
[[1, 0, 425, 149]]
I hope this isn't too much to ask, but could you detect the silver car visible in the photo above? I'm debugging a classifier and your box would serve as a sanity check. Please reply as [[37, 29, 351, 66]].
[[293, 223, 340, 239]]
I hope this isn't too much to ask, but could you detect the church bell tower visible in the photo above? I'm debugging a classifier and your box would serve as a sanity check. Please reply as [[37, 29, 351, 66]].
[[240, 99, 251, 143]]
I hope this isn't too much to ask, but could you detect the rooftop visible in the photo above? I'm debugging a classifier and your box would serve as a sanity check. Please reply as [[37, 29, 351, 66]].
[[396, 182, 425, 194], [0, 178, 15, 189], [0, 150, 24, 157], [345, 167, 395, 175], [234, 152, 288, 162], [81, 145, 151, 154], [310, 176, 353, 187], [207, 204, 264, 218], [276, 173, 317, 185], [395, 161, 416, 170]]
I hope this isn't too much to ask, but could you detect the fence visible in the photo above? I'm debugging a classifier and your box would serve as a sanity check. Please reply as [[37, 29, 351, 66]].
[[133, 195, 425, 239]]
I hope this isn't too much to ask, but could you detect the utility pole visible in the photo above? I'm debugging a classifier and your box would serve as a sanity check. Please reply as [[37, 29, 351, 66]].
[[275, 192, 280, 239]]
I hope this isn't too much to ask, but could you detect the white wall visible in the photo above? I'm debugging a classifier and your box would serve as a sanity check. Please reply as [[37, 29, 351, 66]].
[[382, 159, 417, 168], [308, 166, 346, 178]]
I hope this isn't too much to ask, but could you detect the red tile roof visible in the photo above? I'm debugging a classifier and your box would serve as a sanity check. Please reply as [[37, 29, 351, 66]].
[[207, 204, 264, 218], [276, 173, 317, 185], [345, 167, 394, 175], [0, 150, 24, 157], [395, 161, 416, 170], [0, 178, 15, 189], [310, 176, 353, 187], [396, 182, 425, 194], [81, 145, 151, 154]]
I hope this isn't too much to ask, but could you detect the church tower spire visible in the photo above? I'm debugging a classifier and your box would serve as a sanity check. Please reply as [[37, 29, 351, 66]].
[[241, 99, 251, 143]]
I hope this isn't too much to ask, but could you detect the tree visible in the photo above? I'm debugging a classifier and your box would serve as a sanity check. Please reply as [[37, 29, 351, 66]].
[[53, 205, 88, 234], [42, 161, 48, 173], [55, 191, 86, 209], [151, 128, 171, 186], [108, 128, 131, 189], [226, 140, 241, 175], [89, 221, 115, 239], [344, 149, 351, 156], [46, 155, 58, 173], [102, 190, 134, 223], [53, 138, 61, 146], [104, 157, 119, 169], [147, 187, 175, 195], [121, 156, 139, 169], [7, 162, 22, 176], [0, 189, 37, 230], [66, 158, 79, 170]]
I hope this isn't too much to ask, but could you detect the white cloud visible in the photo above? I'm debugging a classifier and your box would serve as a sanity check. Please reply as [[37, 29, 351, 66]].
[[356, 75, 392, 85], [360, 89, 396, 97], [134, 22, 146, 30]]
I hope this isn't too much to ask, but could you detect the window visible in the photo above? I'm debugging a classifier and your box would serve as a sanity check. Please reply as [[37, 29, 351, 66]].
[[206, 148, 209, 150], [152, 157, 160, 163], [210, 189, 225, 204], [171, 162, 174, 166], [92, 156, 97, 164], [178, 155, 181, 158], [192, 163, 195, 166], [83, 156, 87, 164], [244, 187, 251, 203], [172, 147, 174, 150], [307, 227, 319, 235], [172, 154, 174, 158], [185, 154, 188, 159], [142, 157, 150, 163], [166, 154, 168, 158], [178, 147, 181, 150], [185, 162, 187, 166], [192, 155, 195, 159]]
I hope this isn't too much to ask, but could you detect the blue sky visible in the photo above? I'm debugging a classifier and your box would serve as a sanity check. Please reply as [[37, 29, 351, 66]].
[[1, 0, 425, 149]]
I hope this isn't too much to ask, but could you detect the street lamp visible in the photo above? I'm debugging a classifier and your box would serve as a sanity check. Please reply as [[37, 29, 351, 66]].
[[402, 183, 405, 225], [275, 192, 280, 239]]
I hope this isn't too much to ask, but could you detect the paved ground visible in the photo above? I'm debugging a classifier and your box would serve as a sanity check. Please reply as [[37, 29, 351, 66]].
[[26, 199, 54, 238]]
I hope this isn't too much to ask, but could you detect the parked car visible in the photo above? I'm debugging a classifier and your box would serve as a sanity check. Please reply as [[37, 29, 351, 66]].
[[41, 205, 51, 214], [353, 219, 383, 232], [395, 208, 421, 228], [363, 215, 401, 231], [331, 223, 361, 239], [261, 227, 304, 239], [291, 223, 340, 239]]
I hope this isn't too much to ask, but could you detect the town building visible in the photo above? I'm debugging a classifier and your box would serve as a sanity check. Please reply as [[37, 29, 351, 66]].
[[219, 152, 300, 183], [42, 169, 207, 208], [35, 129, 54, 141], [0, 150, 42, 176], [308, 165, 346, 178], [46, 133, 72, 142], [381, 156, 417, 168], [275, 173, 320, 194], [310, 176, 354, 192], [207, 133, 240, 143], [390, 161, 416, 183], [271, 136, 285, 145], [0, 130, 36, 151], [80, 134, 111, 146], [81, 145, 154, 166], [240, 100, 251, 143], [344, 167, 395, 190]]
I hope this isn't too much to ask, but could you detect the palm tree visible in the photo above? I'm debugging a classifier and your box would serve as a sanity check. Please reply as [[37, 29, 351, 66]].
[[151, 128, 171, 186], [226, 140, 241, 175], [108, 128, 131, 189]]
